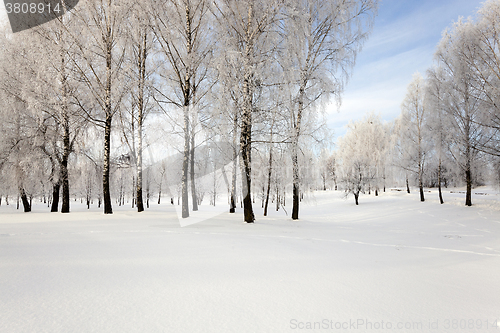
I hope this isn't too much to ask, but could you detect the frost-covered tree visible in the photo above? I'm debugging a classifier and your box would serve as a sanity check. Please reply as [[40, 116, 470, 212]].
[[120, 1, 156, 212], [436, 19, 485, 206], [66, 0, 133, 214], [282, 0, 377, 219], [395, 73, 430, 202], [338, 114, 385, 205], [151, 0, 213, 218], [426, 67, 452, 204], [212, 0, 283, 223], [458, 1, 500, 157]]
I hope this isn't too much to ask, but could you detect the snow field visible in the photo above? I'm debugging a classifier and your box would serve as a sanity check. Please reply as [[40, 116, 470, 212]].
[[0, 189, 499, 332]]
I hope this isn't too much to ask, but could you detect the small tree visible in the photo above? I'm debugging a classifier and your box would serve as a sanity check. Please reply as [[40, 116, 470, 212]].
[[396, 73, 430, 202]]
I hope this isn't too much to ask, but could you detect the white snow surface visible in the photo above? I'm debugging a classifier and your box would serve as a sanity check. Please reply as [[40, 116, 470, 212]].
[[1, 189, 500, 332]]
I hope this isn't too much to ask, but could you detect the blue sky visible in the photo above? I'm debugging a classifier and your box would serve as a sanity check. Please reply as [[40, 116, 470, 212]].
[[0, 0, 485, 141], [327, 0, 484, 142]]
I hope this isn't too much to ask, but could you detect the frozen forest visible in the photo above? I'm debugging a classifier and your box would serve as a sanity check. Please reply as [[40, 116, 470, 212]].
[[1, 0, 499, 220], [0, 0, 380, 222], [1, 0, 500, 332]]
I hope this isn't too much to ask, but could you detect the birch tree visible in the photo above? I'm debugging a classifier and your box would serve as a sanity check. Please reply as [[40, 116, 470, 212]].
[[24, 13, 88, 214], [121, 2, 155, 212], [426, 67, 451, 204], [460, 0, 500, 157], [68, 0, 132, 214], [338, 118, 376, 205], [436, 19, 485, 206], [397, 73, 429, 202], [151, 0, 213, 219], [212, 0, 283, 223], [282, 0, 377, 219]]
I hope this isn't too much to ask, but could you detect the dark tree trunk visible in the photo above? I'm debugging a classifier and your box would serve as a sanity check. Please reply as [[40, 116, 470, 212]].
[[419, 163, 425, 202], [276, 187, 279, 211], [240, 99, 254, 223], [465, 167, 472, 206], [354, 192, 359, 205], [190, 134, 198, 211], [136, 173, 144, 212], [136, 31, 147, 213], [103, 116, 113, 214], [406, 175, 410, 194], [229, 116, 238, 214], [292, 178, 299, 220], [240, 113, 254, 222], [20, 187, 31, 212], [61, 155, 70, 213], [181, 105, 190, 218], [291, 126, 301, 220], [263, 148, 272, 216], [51, 182, 60, 212], [438, 159, 444, 204], [465, 135, 472, 206]]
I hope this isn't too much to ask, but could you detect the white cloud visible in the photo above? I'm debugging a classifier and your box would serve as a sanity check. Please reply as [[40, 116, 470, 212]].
[[326, 0, 484, 141]]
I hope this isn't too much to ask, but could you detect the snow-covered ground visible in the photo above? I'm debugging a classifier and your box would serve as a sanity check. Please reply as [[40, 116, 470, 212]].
[[0, 189, 499, 332]]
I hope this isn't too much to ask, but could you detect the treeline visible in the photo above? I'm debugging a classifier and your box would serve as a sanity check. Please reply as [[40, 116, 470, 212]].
[[0, 0, 377, 221], [336, 0, 500, 206]]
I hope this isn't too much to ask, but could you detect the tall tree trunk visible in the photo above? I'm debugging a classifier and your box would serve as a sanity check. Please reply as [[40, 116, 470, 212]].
[[406, 175, 410, 194], [438, 158, 444, 204], [230, 114, 238, 213], [240, 69, 254, 222], [181, 105, 190, 218], [465, 117, 472, 207], [292, 74, 307, 220], [465, 163, 472, 207], [419, 164, 425, 202], [60, 52, 71, 214], [102, 17, 114, 215], [51, 182, 60, 212], [263, 148, 273, 216], [291, 145, 300, 219], [61, 147, 70, 213], [137, 146, 144, 211], [239, 3, 255, 223], [240, 113, 254, 222], [103, 116, 113, 214], [190, 133, 198, 211], [136, 32, 146, 213]]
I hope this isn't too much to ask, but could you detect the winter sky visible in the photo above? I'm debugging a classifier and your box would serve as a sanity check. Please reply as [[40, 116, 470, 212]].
[[329, 0, 485, 141], [0, 0, 486, 142]]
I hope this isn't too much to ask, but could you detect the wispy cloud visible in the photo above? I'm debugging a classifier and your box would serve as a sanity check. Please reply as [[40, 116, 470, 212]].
[[328, 0, 484, 141]]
